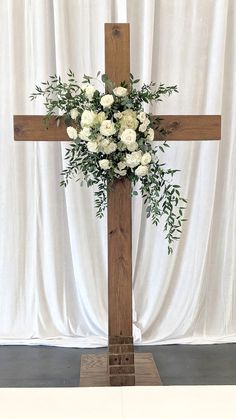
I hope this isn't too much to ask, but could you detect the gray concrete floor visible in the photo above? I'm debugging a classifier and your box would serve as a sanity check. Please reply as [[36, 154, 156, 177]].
[[0, 344, 235, 387]]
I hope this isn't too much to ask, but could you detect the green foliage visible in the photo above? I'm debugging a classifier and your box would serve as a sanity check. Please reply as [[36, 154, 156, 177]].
[[31, 71, 186, 253]]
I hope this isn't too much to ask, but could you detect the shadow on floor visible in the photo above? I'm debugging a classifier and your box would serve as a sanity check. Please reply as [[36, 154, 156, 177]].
[[0, 344, 235, 387]]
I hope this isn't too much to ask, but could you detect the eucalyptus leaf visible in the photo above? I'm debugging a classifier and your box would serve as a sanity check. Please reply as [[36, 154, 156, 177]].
[[31, 70, 187, 253]]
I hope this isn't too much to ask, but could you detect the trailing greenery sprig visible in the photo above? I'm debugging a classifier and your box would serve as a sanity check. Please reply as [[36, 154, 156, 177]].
[[30, 70, 186, 253]]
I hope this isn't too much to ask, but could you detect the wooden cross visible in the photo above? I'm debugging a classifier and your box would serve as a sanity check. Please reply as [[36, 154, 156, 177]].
[[14, 23, 221, 387]]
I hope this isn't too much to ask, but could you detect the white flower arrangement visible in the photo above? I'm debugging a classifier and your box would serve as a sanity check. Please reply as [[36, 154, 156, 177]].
[[31, 71, 187, 253]]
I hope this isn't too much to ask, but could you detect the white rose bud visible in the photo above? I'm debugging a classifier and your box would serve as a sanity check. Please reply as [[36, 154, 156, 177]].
[[78, 127, 91, 141], [66, 126, 78, 140], [85, 84, 96, 100], [100, 94, 114, 108], [113, 86, 128, 97], [126, 151, 142, 168], [118, 161, 126, 171], [135, 164, 149, 177], [139, 122, 149, 132], [70, 108, 79, 120], [100, 120, 116, 137], [147, 127, 154, 141], [120, 128, 136, 147], [97, 112, 106, 124], [114, 111, 122, 119], [87, 141, 98, 153], [101, 138, 110, 148], [80, 83, 89, 91], [119, 109, 138, 131], [81, 110, 96, 127], [99, 159, 110, 170], [137, 111, 147, 123], [141, 152, 152, 165], [127, 142, 138, 152], [107, 142, 117, 154], [114, 168, 127, 177]]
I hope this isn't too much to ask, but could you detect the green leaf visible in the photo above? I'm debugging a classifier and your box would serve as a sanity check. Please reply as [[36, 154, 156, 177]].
[[31, 69, 186, 255]]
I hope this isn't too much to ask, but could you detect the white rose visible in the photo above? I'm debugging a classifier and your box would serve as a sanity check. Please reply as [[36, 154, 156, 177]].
[[147, 127, 154, 141], [139, 120, 150, 132], [141, 152, 152, 165], [78, 127, 91, 141], [96, 134, 103, 142], [113, 86, 128, 97], [99, 159, 110, 170], [103, 142, 117, 154], [137, 112, 147, 123], [138, 122, 147, 132], [114, 111, 122, 120], [120, 128, 136, 147], [127, 142, 138, 152], [135, 165, 149, 177], [100, 94, 114, 108], [114, 168, 127, 177], [96, 112, 106, 124], [101, 138, 110, 149], [125, 151, 142, 168], [81, 110, 96, 127], [66, 126, 78, 140], [100, 120, 116, 136], [87, 141, 98, 153], [120, 109, 138, 131], [85, 84, 96, 100], [118, 161, 126, 171], [70, 108, 79, 120], [107, 142, 117, 154], [80, 82, 89, 91]]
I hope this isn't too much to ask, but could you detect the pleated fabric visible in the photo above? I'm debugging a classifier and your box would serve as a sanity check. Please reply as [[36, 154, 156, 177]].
[[0, 0, 235, 346]]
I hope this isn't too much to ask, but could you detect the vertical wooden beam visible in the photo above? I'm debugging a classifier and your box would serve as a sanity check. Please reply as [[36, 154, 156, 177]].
[[107, 179, 132, 338], [105, 23, 135, 386], [105, 23, 130, 86]]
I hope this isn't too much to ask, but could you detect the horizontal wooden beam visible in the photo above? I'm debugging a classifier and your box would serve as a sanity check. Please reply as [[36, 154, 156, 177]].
[[14, 115, 68, 141], [155, 115, 221, 141], [14, 115, 221, 141]]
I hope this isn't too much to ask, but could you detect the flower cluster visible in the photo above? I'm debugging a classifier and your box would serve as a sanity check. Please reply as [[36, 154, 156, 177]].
[[67, 101, 154, 180], [30, 71, 186, 253]]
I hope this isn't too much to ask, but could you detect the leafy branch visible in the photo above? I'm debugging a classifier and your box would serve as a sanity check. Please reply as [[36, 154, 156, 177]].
[[31, 71, 187, 253]]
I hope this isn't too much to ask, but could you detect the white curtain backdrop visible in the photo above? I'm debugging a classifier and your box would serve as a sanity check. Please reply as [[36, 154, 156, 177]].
[[0, 0, 235, 347]]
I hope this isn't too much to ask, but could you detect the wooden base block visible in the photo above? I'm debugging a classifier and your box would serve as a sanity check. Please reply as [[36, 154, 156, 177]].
[[80, 353, 162, 387]]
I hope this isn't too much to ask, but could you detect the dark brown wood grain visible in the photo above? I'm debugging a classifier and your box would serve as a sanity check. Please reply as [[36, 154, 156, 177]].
[[109, 374, 135, 386], [105, 26, 132, 337], [14, 116, 68, 141], [109, 336, 135, 385], [107, 178, 132, 337], [105, 23, 130, 86], [80, 353, 162, 387], [155, 115, 221, 141], [14, 115, 221, 141], [109, 336, 133, 345], [109, 344, 134, 354], [105, 23, 134, 386], [110, 365, 135, 375], [109, 353, 135, 365]]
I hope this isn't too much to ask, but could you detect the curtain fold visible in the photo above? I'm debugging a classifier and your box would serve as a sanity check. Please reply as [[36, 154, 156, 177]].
[[0, 0, 235, 347]]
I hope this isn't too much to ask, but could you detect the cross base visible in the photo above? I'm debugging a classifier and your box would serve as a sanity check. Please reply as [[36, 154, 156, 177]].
[[79, 353, 162, 387], [109, 336, 135, 386]]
